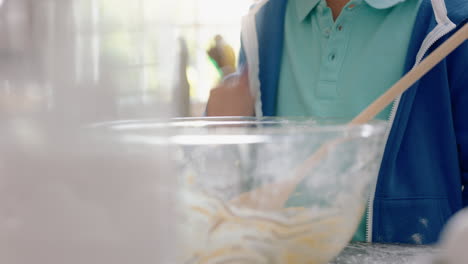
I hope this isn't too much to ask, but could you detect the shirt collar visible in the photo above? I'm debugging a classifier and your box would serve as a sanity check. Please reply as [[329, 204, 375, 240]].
[[295, 0, 409, 22], [295, 0, 321, 22]]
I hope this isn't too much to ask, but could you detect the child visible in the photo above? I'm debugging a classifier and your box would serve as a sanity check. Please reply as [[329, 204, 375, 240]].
[[206, 0, 468, 244]]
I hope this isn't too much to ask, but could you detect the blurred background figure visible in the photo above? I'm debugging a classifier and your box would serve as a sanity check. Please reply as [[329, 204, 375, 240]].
[[0, 0, 252, 119], [173, 37, 191, 116], [207, 34, 236, 78]]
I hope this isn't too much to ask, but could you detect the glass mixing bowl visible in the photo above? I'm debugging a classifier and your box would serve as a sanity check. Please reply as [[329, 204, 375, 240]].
[[101, 117, 388, 264]]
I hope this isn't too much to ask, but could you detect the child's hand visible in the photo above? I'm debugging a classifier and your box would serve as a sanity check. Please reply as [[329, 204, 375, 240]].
[[206, 67, 255, 117]]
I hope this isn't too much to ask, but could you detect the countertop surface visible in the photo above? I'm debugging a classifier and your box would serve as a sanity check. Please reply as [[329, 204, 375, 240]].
[[331, 242, 438, 264]]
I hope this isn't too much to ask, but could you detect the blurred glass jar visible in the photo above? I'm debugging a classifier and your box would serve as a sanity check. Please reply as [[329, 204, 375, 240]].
[[0, 122, 177, 264], [0, 0, 184, 123], [0, 1, 180, 263]]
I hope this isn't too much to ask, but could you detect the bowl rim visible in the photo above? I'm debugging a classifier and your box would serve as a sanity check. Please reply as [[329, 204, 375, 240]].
[[89, 116, 388, 137]]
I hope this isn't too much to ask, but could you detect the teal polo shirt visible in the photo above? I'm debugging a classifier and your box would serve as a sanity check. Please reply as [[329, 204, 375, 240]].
[[277, 0, 421, 120], [278, 0, 421, 241]]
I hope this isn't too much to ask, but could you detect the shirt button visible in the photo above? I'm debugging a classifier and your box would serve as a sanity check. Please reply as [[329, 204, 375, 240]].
[[328, 53, 336, 61], [337, 25, 343, 31], [324, 28, 331, 37], [347, 3, 357, 10]]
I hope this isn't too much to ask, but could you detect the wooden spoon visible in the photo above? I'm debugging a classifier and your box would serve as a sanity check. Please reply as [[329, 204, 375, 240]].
[[231, 23, 468, 210]]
